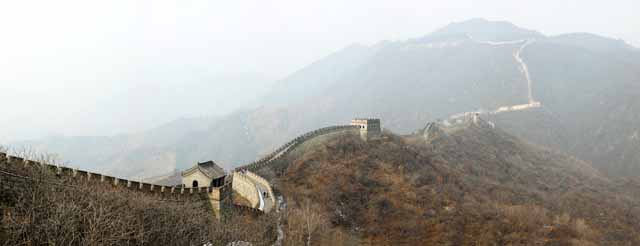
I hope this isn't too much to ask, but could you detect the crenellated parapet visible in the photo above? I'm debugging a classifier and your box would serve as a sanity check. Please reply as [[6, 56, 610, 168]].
[[0, 152, 234, 218], [351, 118, 381, 140], [0, 152, 230, 197], [235, 124, 360, 172], [1, 118, 381, 218]]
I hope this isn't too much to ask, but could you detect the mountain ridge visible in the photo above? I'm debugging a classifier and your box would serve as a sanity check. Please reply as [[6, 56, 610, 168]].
[[260, 120, 639, 245], [10, 18, 640, 179]]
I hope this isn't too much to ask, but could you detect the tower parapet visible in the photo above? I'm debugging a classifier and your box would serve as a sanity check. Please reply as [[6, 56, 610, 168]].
[[351, 118, 381, 140]]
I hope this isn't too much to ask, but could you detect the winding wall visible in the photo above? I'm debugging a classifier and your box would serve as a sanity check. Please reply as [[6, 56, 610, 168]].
[[235, 125, 359, 172], [1, 123, 360, 215], [444, 35, 542, 124]]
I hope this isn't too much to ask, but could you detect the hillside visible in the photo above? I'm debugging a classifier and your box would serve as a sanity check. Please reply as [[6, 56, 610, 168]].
[[258, 121, 640, 245], [207, 18, 640, 178], [13, 18, 640, 178], [0, 156, 278, 245]]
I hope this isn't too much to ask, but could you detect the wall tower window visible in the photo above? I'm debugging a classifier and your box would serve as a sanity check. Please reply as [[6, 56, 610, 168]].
[[192, 180, 198, 187]]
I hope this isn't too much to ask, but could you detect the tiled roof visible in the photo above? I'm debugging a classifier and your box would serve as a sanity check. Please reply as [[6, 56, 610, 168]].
[[197, 161, 226, 179], [181, 160, 226, 179]]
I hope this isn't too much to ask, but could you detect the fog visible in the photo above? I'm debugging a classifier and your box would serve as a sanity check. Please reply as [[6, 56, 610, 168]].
[[1, 0, 637, 142]]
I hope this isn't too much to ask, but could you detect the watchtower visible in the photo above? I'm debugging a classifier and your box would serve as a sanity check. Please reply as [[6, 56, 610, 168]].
[[181, 160, 231, 218], [181, 160, 226, 188], [351, 118, 381, 140]]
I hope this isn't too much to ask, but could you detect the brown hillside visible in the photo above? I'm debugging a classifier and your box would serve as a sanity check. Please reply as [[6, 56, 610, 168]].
[[0, 158, 277, 245], [266, 122, 640, 245]]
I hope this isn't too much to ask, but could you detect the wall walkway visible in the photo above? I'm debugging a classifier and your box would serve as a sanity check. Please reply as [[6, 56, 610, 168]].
[[235, 125, 359, 172]]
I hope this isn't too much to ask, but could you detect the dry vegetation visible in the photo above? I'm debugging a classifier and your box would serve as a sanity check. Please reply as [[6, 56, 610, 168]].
[[3, 120, 640, 245], [0, 152, 277, 246], [266, 124, 640, 245]]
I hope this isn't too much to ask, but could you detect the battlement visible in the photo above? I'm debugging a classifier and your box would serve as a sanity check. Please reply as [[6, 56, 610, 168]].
[[1, 118, 376, 219], [0, 152, 235, 219], [0, 151, 230, 195], [352, 118, 380, 122], [351, 118, 382, 140], [234, 124, 360, 172]]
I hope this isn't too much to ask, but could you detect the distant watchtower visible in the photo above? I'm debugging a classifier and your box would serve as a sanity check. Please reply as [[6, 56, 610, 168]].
[[351, 118, 381, 140]]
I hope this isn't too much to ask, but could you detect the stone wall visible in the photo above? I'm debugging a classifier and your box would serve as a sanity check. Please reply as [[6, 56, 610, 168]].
[[1, 121, 373, 218], [0, 152, 229, 195], [351, 118, 382, 140], [208, 182, 232, 218], [243, 171, 276, 207], [182, 170, 212, 188], [0, 151, 231, 217], [235, 125, 359, 172], [231, 172, 260, 209]]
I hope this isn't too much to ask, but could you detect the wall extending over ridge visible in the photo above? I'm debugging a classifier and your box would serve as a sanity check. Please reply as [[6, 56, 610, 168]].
[[235, 125, 359, 172], [227, 124, 360, 213], [1, 121, 367, 216], [0, 153, 232, 211], [443, 36, 542, 126]]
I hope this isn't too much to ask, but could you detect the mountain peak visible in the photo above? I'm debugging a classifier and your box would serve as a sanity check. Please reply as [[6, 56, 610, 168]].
[[425, 18, 543, 42]]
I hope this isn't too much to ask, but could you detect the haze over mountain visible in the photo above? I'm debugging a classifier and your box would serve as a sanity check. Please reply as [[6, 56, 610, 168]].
[[0, 72, 273, 143], [10, 19, 640, 179]]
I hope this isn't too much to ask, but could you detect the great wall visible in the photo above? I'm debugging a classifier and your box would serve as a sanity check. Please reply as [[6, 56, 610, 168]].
[[446, 35, 543, 123], [0, 35, 541, 222], [0, 151, 234, 217], [0, 119, 379, 219], [1, 37, 544, 223], [2, 110, 529, 229], [234, 125, 361, 172]]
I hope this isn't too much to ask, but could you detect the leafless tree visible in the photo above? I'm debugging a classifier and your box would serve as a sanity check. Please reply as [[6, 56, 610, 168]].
[[1, 154, 277, 245], [283, 199, 329, 246]]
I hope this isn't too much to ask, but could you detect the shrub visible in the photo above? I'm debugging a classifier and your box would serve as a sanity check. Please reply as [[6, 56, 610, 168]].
[[0, 159, 276, 245]]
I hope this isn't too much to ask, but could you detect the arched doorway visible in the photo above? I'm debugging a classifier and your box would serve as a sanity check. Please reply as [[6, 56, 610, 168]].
[[192, 180, 198, 187]]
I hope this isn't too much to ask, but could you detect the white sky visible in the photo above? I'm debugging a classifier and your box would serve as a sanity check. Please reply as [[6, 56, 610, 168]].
[[0, 0, 638, 142]]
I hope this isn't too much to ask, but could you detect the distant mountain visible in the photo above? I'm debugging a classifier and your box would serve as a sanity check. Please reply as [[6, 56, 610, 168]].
[[257, 120, 639, 244], [218, 18, 640, 177], [15, 18, 640, 178], [490, 32, 640, 177], [426, 18, 543, 42], [262, 43, 381, 107], [12, 116, 217, 178]]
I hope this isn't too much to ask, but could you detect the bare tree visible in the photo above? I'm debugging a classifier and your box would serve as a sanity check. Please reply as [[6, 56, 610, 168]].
[[1, 152, 279, 245], [284, 199, 328, 246]]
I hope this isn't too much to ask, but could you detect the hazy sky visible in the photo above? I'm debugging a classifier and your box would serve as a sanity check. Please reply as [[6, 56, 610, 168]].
[[0, 0, 638, 142]]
